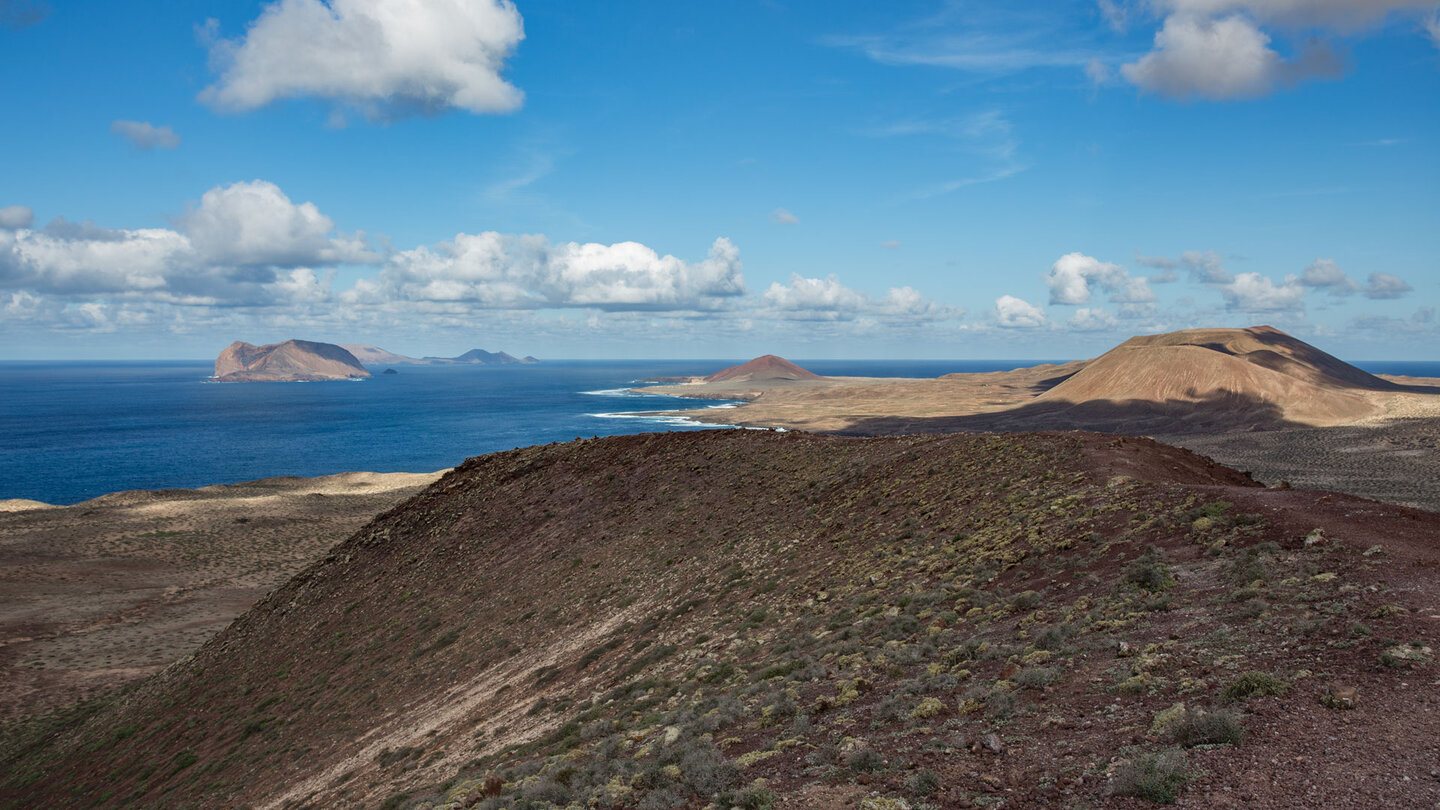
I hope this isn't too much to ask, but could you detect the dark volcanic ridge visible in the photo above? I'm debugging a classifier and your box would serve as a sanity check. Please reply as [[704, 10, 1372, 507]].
[[4, 430, 1436, 809]]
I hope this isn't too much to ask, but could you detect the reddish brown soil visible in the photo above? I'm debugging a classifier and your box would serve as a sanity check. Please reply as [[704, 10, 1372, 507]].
[[2, 430, 1433, 810]]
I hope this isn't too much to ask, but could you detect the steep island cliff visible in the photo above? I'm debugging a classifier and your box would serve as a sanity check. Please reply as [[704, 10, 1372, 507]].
[[212, 339, 370, 382]]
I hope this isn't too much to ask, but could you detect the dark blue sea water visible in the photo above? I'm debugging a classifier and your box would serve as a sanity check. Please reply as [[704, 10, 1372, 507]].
[[2, 359, 1437, 506]]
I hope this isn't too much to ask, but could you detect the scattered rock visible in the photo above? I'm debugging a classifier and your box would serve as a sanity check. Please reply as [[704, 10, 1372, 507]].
[[980, 732, 1005, 754], [1320, 685, 1358, 710]]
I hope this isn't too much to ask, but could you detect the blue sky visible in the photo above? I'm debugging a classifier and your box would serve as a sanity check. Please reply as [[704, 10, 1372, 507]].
[[1, 0, 1437, 361]]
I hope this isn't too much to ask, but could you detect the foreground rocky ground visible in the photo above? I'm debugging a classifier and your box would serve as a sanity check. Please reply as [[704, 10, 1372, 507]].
[[2, 430, 1434, 809]]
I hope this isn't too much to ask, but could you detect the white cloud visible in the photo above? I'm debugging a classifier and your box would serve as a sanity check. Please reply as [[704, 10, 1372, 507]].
[[1044, 252, 1155, 305], [1221, 271, 1305, 311], [1428, 13, 1440, 50], [1122, 13, 1342, 100], [1363, 272, 1413, 299], [0, 224, 185, 295], [178, 180, 377, 268], [762, 274, 956, 322], [880, 240, 902, 249], [1181, 250, 1232, 283], [1085, 57, 1114, 85], [770, 208, 800, 225], [1297, 259, 1412, 299], [199, 0, 525, 118], [1156, 0, 1439, 30], [351, 234, 746, 312], [994, 294, 1047, 328], [1098, 0, 1133, 32], [1068, 307, 1120, 331], [0, 181, 374, 305], [110, 120, 181, 150], [1299, 257, 1358, 294], [763, 274, 865, 315], [0, 205, 33, 230]]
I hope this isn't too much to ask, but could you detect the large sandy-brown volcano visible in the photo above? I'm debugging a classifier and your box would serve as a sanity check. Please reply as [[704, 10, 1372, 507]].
[[636, 327, 1440, 509], [1033, 324, 1395, 427]]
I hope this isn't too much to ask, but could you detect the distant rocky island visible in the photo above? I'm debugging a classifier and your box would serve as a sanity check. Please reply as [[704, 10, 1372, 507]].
[[212, 340, 370, 383], [341, 344, 539, 368], [211, 341, 541, 381]]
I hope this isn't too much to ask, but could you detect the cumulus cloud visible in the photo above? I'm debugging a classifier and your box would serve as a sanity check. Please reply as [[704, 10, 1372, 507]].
[[1154, 0, 1439, 30], [0, 180, 375, 305], [1181, 250, 1232, 283], [1298, 259, 1413, 299], [762, 274, 956, 322], [348, 234, 746, 312], [1299, 257, 1353, 292], [1136, 253, 1181, 282], [1120, 1, 1440, 101], [177, 180, 376, 268], [0, 225, 185, 295], [1122, 13, 1342, 100], [199, 0, 525, 117], [0, 205, 33, 230], [1044, 252, 1156, 305], [1068, 307, 1120, 331], [1221, 271, 1305, 311], [770, 208, 800, 225], [110, 120, 181, 150], [1363, 272, 1413, 299], [994, 295, 1047, 328]]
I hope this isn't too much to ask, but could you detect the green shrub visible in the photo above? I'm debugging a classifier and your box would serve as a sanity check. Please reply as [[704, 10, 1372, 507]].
[[718, 784, 778, 810], [1222, 672, 1288, 702], [1168, 708, 1243, 747], [1016, 667, 1058, 690], [845, 748, 885, 773], [1010, 590, 1042, 611], [1123, 548, 1174, 592], [905, 768, 942, 796], [1111, 749, 1191, 804]]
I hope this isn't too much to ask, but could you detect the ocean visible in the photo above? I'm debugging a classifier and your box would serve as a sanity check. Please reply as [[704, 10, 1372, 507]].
[[2, 358, 1437, 506]]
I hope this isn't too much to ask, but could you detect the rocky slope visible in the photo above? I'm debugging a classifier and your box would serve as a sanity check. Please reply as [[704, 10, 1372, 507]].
[[2, 430, 1435, 809], [213, 339, 369, 382], [5, 432, 1434, 807]]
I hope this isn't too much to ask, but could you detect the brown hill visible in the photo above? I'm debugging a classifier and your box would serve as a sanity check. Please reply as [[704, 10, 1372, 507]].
[[1029, 325, 1391, 427], [705, 354, 823, 383], [340, 344, 424, 367], [5, 430, 1437, 808], [213, 339, 370, 382]]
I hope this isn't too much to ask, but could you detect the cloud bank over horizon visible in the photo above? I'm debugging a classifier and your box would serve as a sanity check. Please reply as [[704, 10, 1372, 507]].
[[0, 178, 1425, 354]]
